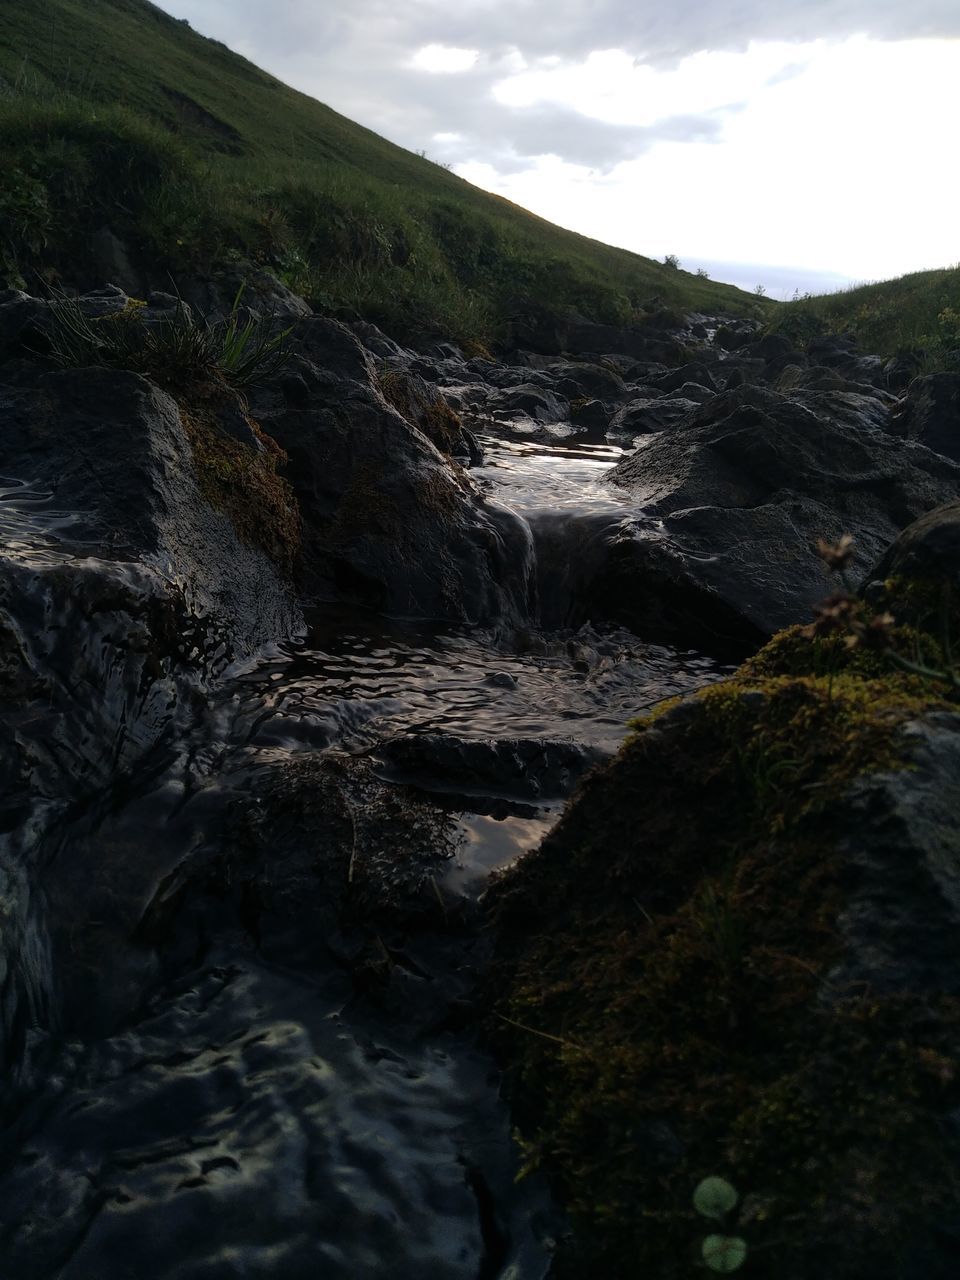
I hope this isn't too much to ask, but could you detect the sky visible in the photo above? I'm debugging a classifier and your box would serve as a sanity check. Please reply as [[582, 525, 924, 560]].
[[153, 0, 960, 298]]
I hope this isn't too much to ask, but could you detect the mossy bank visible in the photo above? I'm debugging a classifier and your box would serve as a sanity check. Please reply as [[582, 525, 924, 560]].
[[488, 603, 960, 1279]]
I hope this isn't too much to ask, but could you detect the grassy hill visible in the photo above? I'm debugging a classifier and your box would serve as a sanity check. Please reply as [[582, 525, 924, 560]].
[[0, 0, 763, 343], [771, 267, 960, 369]]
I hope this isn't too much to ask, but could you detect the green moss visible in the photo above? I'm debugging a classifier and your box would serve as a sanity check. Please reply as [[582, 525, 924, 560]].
[[376, 368, 464, 456], [489, 631, 959, 1279], [180, 385, 301, 573]]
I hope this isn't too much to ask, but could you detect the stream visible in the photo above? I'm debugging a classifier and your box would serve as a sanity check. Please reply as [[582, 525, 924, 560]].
[[0, 422, 724, 1279]]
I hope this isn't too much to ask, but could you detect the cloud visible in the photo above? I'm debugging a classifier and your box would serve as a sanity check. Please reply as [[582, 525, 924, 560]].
[[158, 0, 960, 172]]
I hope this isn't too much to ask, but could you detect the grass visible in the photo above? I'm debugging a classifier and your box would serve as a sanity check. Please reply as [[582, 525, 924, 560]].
[[0, 0, 764, 344], [43, 288, 292, 388], [769, 266, 960, 369]]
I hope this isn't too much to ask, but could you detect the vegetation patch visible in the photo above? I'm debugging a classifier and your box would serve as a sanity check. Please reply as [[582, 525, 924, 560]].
[[488, 617, 960, 1279], [770, 267, 960, 371], [179, 384, 301, 574], [376, 367, 464, 455]]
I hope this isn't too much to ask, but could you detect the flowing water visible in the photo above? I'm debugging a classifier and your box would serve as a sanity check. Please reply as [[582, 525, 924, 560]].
[[0, 422, 725, 1279]]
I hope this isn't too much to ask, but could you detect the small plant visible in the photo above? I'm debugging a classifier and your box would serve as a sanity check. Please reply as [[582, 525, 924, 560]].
[[696, 267, 709, 279], [803, 534, 959, 690], [44, 286, 292, 390], [754, 283, 767, 297], [664, 253, 681, 270], [693, 1177, 748, 1273]]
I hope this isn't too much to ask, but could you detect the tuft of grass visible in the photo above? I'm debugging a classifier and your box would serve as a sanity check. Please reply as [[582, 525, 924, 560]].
[[44, 288, 291, 390]]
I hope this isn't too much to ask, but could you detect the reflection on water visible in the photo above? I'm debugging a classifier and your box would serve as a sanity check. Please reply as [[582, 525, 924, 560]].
[[228, 608, 721, 759], [473, 431, 631, 516], [0, 475, 91, 565]]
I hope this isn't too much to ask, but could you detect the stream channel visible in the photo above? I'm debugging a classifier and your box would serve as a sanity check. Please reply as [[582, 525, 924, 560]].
[[0, 421, 724, 1279]]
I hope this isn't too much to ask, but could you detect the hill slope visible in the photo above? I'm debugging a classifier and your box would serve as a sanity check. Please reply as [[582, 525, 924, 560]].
[[0, 0, 762, 341], [772, 266, 960, 367]]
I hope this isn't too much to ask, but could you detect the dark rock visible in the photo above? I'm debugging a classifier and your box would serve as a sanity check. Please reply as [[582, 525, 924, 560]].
[[831, 713, 960, 997], [753, 332, 795, 362], [649, 361, 718, 394], [0, 289, 48, 358], [251, 318, 533, 623], [863, 499, 960, 600], [607, 396, 701, 436], [569, 397, 612, 429], [552, 360, 628, 401], [375, 735, 606, 802], [884, 350, 926, 392], [887, 373, 960, 462], [603, 385, 960, 640], [89, 226, 143, 298]]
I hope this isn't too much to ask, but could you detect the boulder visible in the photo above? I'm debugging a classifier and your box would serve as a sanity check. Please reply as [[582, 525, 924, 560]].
[[551, 360, 628, 401], [607, 395, 702, 436], [601, 385, 960, 643], [249, 318, 533, 623], [887, 373, 960, 462]]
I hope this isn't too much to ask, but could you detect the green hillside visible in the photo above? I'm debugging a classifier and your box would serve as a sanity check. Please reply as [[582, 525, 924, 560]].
[[0, 0, 763, 342], [772, 266, 960, 368]]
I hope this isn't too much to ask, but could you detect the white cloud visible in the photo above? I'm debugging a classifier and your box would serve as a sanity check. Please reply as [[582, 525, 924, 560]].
[[410, 43, 480, 73]]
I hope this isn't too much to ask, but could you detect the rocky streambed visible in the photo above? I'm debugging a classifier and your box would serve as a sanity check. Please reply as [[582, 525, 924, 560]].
[[2, 280, 960, 1278]]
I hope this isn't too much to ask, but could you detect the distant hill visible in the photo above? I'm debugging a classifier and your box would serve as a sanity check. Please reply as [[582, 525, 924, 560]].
[[773, 267, 960, 366], [0, 0, 763, 342]]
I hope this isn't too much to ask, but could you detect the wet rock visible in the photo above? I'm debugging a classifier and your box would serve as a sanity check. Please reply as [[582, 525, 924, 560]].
[[604, 385, 960, 640], [251, 319, 532, 623], [887, 373, 960, 462], [375, 734, 606, 802], [0, 957, 557, 1280], [0, 365, 302, 1076]]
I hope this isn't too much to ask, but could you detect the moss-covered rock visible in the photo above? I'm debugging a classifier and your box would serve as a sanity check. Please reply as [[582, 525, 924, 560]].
[[487, 626, 960, 1279]]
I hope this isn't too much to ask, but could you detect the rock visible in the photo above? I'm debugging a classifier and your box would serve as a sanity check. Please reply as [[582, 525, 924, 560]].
[[250, 318, 533, 623], [607, 396, 701, 436], [569, 397, 612, 430], [649, 362, 718, 394], [89, 226, 143, 298], [863, 499, 960, 606], [887, 373, 960, 462], [832, 712, 960, 997], [0, 365, 302, 1076], [487, 383, 569, 424], [0, 288, 48, 358], [179, 269, 312, 323], [0, 953, 556, 1280], [672, 380, 715, 404], [602, 385, 960, 641], [551, 360, 628, 401], [884, 350, 926, 392], [374, 735, 606, 802]]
